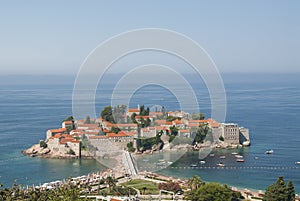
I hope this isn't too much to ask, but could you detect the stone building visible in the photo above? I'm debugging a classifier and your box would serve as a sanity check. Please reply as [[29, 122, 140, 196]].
[[220, 123, 240, 144]]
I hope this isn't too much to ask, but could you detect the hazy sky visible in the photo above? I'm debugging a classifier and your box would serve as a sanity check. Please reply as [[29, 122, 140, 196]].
[[0, 1, 299, 75]]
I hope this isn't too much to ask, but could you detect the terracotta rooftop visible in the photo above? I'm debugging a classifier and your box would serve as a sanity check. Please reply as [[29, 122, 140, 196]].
[[128, 108, 139, 112], [49, 128, 66, 133]]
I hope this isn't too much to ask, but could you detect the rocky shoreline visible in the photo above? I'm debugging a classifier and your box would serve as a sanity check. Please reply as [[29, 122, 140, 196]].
[[22, 144, 93, 159]]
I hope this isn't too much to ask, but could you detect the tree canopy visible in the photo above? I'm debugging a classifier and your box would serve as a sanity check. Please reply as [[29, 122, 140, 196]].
[[263, 176, 295, 201], [185, 181, 242, 201]]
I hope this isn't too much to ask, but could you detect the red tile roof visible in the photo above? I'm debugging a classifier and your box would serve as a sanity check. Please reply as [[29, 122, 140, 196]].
[[49, 128, 66, 133], [135, 115, 150, 119], [89, 136, 108, 139], [128, 108, 139, 112], [179, 129, 190, 133]]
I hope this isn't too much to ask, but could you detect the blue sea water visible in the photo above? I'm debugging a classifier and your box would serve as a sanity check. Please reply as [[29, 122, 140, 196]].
[[0, 73, 299, 193]]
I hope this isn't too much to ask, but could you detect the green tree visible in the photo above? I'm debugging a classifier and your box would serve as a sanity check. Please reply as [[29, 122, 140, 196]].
[[193, 123, 210, 144], [161, 106, 166, 116], [39, 140, 47, 148], [127, 142, 136, 152], [166, 115, 181, 122], [85, 115, 91, 124], [131, 113, 137, 123], [287, 180, 295, 201], [187, 175, 204, 191], [67, 149, 75, 155], [139, 105, 145, 115], [145, 118, 151, 127], [63, 116, 74, 122], [192, 113, 205, 120], [169, 125, 178, 136], [101, 106, 115, 123], [185, 182, 242, 201], [105, 176, 117, 193], [111, 126, 120, 134], [263, 176, 293, 201]]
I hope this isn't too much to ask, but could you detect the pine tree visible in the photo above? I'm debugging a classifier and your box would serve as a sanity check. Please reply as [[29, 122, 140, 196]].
[[287, 180, 295, 201], [263, 176, 295, 201]]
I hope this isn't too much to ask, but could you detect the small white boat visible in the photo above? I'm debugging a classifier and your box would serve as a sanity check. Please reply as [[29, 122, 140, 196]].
[[220, 155, 226, 159], [295, 162, 300, 165], [265, 150, 274, 154], [199, 160, 206, 164], [190, 163, 198, 167], [235, 155, 244, 159], [236, 159, 245, 162], [210, 153, 215, 157], [231, 152, 238, 155], [217, 163, 225, 167]]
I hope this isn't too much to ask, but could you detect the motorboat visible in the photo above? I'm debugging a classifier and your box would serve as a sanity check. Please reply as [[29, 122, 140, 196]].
[[265, 150, 274, 154], [235, 155, 244, 158], [217, 163, 225, 167], [295, 162, 300, 165], [231, 152, 238, 155], [210, 153, 215, 157], [220, 155, 226, 159], [236, 159, 245, 162], [190, 163, 198, 167], [199, 160, 206, 164]]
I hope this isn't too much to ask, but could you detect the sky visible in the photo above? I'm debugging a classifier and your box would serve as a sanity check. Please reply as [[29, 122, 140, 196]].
[[0, 1, 299, 75]]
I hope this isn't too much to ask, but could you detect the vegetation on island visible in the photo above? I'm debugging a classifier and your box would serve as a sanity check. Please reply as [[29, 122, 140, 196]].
[[193, 123, 210, 144]]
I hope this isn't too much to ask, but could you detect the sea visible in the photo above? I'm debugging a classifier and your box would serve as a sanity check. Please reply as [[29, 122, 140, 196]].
[[0, 73, 299, 193]]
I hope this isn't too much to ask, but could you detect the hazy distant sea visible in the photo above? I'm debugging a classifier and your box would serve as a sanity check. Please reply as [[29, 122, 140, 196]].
[[0, 73, 299, 193]]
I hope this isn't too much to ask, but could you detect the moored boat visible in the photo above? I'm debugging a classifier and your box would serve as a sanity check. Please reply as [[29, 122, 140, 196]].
[[217, 162, 225, 167], [235, 155, 244, 158], [199, 160, 206, 164], [265, 149, 274, 154], [295, 162, 300, 165], [220, 155, 226, 159], [236, 159, 245, 162], [190, 163, 198, 167]]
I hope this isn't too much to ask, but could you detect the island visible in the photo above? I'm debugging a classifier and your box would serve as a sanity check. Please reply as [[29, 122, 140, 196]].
[[23, 105, 250, 159]]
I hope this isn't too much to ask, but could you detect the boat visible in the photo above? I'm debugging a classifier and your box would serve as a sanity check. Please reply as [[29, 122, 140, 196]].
[[217, 163, 225, 167], [295, 162, 300, 165], [236, 159, 245, 162], [190, 163, 198, 167], [254, 156, 259, 160], [220, 155, 226, 159], [199, 160, 206, 164], [231, 152, 238, 155], [265, 150, 274, 154], [210, 153, 215, 157], [235, 155, 244, 158]]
